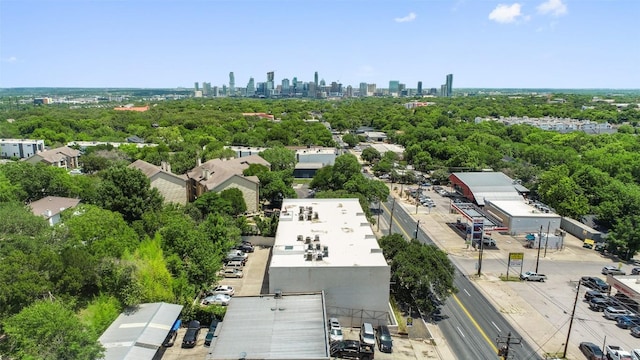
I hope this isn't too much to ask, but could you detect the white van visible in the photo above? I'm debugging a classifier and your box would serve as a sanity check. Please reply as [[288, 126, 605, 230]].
[[360, 322, 375, 346]]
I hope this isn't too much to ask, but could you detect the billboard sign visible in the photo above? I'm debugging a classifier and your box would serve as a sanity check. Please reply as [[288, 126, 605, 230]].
[[509, 252, 524, 267]]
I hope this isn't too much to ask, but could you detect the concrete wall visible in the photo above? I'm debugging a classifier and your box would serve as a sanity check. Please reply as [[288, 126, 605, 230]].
[[507, 215, 561, 235], [269, 265, 390, 325]]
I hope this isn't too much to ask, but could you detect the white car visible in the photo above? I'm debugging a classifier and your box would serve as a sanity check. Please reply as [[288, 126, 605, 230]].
[[221, 268, 244, 278], [329, 318, 341, 330], [210, 285, 235, 296], [203, 294, 231, 306], [329, 327, 344, 342]]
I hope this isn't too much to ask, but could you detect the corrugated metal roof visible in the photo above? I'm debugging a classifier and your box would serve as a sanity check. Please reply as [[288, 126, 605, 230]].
[[208, 294, 329, 360], [99, 302, 183, 360], [452, 172, 527, 205]]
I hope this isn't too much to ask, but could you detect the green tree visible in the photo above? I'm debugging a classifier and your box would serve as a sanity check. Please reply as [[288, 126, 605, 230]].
[[96, 166, 163, 222], [259, 146, 296, 171], [220, 188, 247, 215], [1, 300, 104, 360], [341, 133, 359, 148], [360, 147, 381, 163]]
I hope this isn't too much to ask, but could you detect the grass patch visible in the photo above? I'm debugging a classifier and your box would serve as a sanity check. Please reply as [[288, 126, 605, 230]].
[[293, 179, 312, 184], [390, 297, 408, 334], [499, 274, 522, 282]]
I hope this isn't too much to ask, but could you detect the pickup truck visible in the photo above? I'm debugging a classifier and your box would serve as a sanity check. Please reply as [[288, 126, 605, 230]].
[[605, 344, 633, 360], [520, 271, 547, 282]]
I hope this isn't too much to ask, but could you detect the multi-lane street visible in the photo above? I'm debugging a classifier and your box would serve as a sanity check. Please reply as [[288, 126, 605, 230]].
[[378, 196, 542, 360]]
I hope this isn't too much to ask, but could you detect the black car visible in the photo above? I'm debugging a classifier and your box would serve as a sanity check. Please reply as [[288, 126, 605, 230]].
[[584, 290, 606, 302], [632, 267, 640, 275], [181, 320, 201, 348], [589, 297, 615, 312], [235, 243, 254, 253], [579, 341, 604, 360], [204, 319, 220, 346], [581, 276, 610, 292], [330, 340, 374, 360], [375, 325, 393, 353]]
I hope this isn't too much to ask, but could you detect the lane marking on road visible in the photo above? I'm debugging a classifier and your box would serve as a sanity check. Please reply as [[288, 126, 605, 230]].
[[452, 293, 499, 353], [492, 321, 502, 333], [456, 326, 466, 338], [381, 201, 413, 240], [463, 289, 471, 297]]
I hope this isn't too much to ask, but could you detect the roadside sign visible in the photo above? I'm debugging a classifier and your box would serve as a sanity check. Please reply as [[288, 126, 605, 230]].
[[509, 252, 524, 267]]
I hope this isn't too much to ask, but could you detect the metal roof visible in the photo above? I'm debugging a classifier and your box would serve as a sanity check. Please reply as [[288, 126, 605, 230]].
[[99, 302, 183, 360], [452, 172, 528, 205], [208, 293, 329, 360]]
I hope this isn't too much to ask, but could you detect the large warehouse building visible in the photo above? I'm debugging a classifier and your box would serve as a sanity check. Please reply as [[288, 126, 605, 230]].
[[449, 172, 528, 206], [484, 199, 562, 235], [269, 198, 390, 327]]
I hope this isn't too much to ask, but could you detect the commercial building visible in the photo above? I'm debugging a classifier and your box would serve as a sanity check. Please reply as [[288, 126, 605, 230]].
[[449, 172, 528, 206], [207, 293, 329, 360], [484, 199, 562, 235], [269, 198, 390, 327], [445, 74, 453, 97], [0, 138, 45, 159]]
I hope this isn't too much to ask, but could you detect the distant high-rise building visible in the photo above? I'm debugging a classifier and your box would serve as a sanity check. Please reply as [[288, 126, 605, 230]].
[[202, 82, 211, 96], [222, 85, 227, 96], [314, 72, 318, 88], [194, 82, 199, 91], [282, 78, 290, 95], [320, 79, 326, 87], [266, 71, 275, 97], [345, 85, 353, 98], [389, 80, 400, 95], [440, 84, 447, 97], [445, 74, 453, 97], [359, 82, 368, 97], [417, 81, 423, 95], [229, 72, 235, 96], [367, 83, 377, 95], [246, 77, 255, 96]]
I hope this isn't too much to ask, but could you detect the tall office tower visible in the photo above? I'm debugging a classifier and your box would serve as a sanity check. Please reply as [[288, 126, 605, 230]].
[[389, 80, 400, 95], [202, 82, 211, 96], [440, 84, 447, 97], [314, 71, 318, 88], [229, 72, 235, 96], [246, 77, 255, 96], [359, 82, 368, 97], [367, 83, 376, 95], [319, 79, 326, 87], [308, 82, 316, 98], [222, 85, 227, 96], [345, 85, 353, 98], [446, 74, 453, 97], [417, 81, 423, 95], [194, 82, 199, 91], [282, 78, 290, 95], [399, 83, 406, 93], [266, 71, 275, 97]]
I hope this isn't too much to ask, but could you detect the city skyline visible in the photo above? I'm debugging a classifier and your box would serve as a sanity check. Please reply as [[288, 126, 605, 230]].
[[1, 0, 638, 89]]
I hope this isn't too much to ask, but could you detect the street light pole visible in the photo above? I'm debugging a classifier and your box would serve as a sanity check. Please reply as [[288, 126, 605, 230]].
[[388, 198, 396, 237], [414, 220, 420, 240], [563, 279, 581, 358], [376, 199, 381, 232]]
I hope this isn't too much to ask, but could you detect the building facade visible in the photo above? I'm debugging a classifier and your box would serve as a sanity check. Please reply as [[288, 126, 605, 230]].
[[1, 138, 45, 159]]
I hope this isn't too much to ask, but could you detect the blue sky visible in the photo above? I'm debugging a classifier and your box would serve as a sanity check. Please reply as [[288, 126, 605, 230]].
[[1, 0, 638, 89]]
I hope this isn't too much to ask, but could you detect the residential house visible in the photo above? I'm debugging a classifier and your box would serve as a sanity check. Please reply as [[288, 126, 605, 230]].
[[186, 155, 270, 213], [25, 146, 81, 169], [29, 196, 81, 226], [128, 160, 188, 205]]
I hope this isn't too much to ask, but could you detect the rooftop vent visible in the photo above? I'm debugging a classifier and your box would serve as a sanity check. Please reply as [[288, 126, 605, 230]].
[[305, 236, 311, 244], [314, 234, 320, 242], [314, 212, 319, 220], [298, 213, 304, 221], [297, 235, 303, 241], [305, 252, 313, 261], [315, 243, 321, 250], [275, 289, 282, 299], [316, 253, 323, 261], [307, 213, 312, 221]]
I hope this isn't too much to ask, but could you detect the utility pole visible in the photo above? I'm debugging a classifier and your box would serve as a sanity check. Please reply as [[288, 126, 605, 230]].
[[415, 183, 421, 214], [563, 279, 581, 358], [414, 220, 420, 240], [544, 221, 550, 257], [376, 199, 381, 232], [496, 331, 521, 359], [535, 225, 543, 273], [388, 198, 396, 236], [477, 234, 484, 277]]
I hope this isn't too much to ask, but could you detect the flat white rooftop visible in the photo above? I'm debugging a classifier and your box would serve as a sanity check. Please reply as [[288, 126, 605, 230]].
[[272, 198, 387, 268], [488, 200, 561, 218], [296, 147, 337, 155]]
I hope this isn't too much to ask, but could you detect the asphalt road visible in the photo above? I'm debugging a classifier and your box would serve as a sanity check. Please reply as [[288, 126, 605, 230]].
[[378, 196, 542, 360]]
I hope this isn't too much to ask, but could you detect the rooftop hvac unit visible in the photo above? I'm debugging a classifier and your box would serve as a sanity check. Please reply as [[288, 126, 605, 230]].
[[316, 253, 323, 261], [274, 289, 282, 299], [299, 206, 305, 213], [314, 212, 319, 220], [307, 206, 313, 212], [307, 213, 312, 221], [298, 213, 304, 221], [297, 235, 303, 241], [305, 252, 313, 261], [323, 246, 329, 258], [305, 236, 311, 243], [314, 234, 320, 242], [307, 243, 313, 250], [315, 243, 321, 250]]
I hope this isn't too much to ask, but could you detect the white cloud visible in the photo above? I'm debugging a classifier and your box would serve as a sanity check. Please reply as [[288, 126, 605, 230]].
[[1, 56, 17, 63], [394, 12, 417, 23], [488, 3, 523, 24], [537, 0, 567, 16]]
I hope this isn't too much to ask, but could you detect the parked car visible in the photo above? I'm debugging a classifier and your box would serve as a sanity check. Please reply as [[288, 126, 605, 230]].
[[579, 341, 604, 360], [617, 315, 640, 329], [589, 297, 616, 312], [329, 317, 341, 330], [581, 276, 610, 292], [520, 271, 547, 282], [204, 319, 220, 346], [330, 340, 374, 360], [359, 322, 375, 346], [604, 306, 632, 320], [220, 268, 244, 278], [209, 285, 235, 296], [602, 266, 626, 276], [631, 349, 640, 360], [631, 326, 640, 338], [181, 320, 201, 348], [632, 267, 640, 275], [375, 324, 393, 353], [235, 243, 254, 253], [163, 319, 181, 347], [584, 290, 606, 302], [224, 260, 245, 269], [606, 344, 633, 360], [329, 327, 344, 342], [203, 294, 231, 306]]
